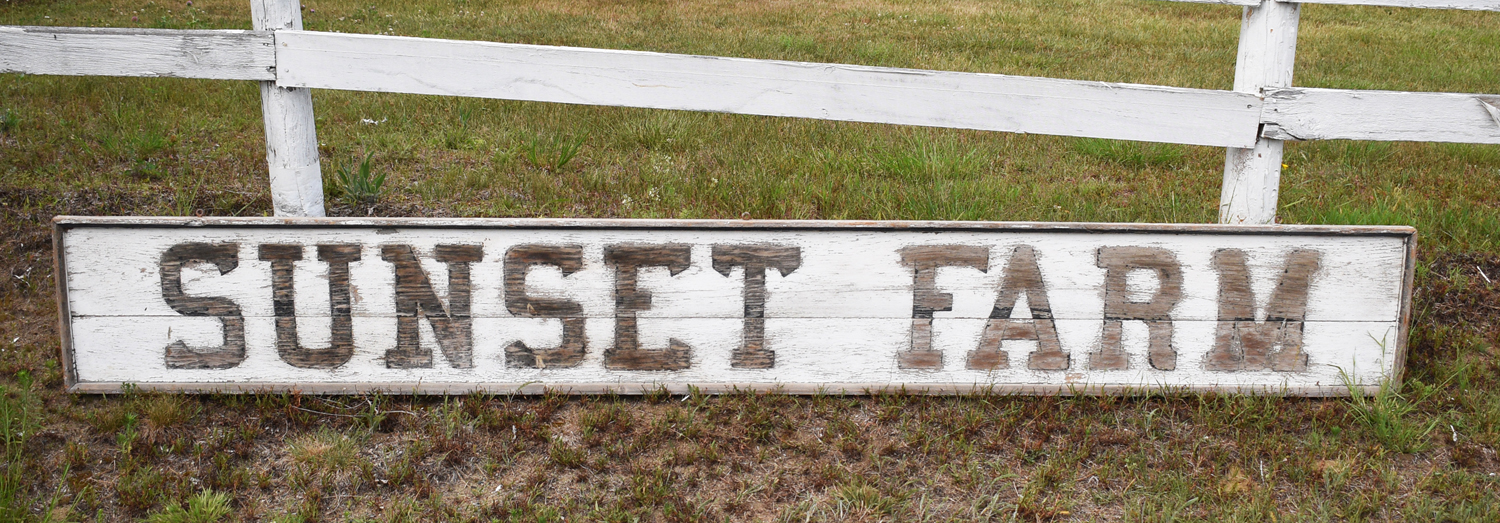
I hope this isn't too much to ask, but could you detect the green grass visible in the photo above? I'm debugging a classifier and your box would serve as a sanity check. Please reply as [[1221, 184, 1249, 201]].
[[521, 132, 588, 172], [329, 151, 388, 208], [1346, 376, 1442, 454], [0, 372, 39, 522], [2, 0, 1498, 245], [145, 490, 233, 523], [0, 110, 18, 135], [2, 0, 1500, 520]]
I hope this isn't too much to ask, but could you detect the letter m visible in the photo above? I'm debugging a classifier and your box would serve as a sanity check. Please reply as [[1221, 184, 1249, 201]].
[[1205, 249, 1320, 372]]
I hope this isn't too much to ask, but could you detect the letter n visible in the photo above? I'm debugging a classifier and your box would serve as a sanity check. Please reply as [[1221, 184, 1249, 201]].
[[381, 244, 482, 369]]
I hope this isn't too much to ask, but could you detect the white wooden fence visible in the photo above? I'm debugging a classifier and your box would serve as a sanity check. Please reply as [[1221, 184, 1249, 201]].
[[4, 0, 1498, 223]]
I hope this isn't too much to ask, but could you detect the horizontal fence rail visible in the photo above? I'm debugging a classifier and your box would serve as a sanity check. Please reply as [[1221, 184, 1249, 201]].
[[5, 26, 1495, 148], [274, 31, 1264, 148], [1278, 0, 1500, 10], [1, 0, 1498, 219], [1262, 88, 1500, 143], [1168, 0, 1500, 9], [0, 26, 274, 81]]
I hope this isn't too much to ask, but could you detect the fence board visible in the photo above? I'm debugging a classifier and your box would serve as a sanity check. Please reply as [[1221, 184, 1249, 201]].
[[1261, 87, 1500, 143], [1281, 0, 1500, 11], [1221, 0, 1300, 226], [1158, 0, 1500, 9], [273, 31, 1264, 148], [1160, 0, 1261, 6], [0, 26, 274, 81], [252, 0, 326, 217]]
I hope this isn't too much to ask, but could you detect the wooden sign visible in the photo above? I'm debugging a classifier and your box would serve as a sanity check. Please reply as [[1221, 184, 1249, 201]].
[[53, 217, 1415, 396]]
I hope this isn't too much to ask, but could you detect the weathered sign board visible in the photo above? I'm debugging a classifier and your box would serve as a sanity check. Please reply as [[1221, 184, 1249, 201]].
[[53, 217, 1415, 396]]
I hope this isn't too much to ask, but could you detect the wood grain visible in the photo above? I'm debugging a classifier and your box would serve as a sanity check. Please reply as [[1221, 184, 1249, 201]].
[[504, 244, 587, 369], [1220, 0, 1300, 226], [251, 0, 325, 217], [1280, 0, 1500, 11], [1261, 88, 1500, 144], [0, 26, 274, 80], [45, 216, 1424, 235], [710, 245, 802, 369], [158, 243, 246, 369], [272, 30, 1264, 148]]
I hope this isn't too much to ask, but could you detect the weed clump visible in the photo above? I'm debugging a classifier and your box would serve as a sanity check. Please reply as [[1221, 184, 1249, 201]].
[[144, 490, 232, 523], [0, 110, 17, 134], [329, 151, 387, 208], [1346, 378, 1439, 453], [0, 372, 39, 522], [523, 133, 587, 172]]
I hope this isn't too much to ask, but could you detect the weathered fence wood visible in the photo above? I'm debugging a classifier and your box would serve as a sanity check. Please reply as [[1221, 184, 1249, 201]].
[[1165, 0, 1262, 6], [0, 26, 274, 81], [252, 0, 325, 218], [1165, 0, 1500, 10], [273, 31, 1265, 148], [1220, 0, 1300, 226], [1279, 0, 1500, 10], [1262, 88, 1500, 143], [54, 216, 1415, 396]]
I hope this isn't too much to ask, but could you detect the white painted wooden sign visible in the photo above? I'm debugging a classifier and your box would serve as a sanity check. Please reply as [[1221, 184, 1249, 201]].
[[54, 217, 1414, 396]]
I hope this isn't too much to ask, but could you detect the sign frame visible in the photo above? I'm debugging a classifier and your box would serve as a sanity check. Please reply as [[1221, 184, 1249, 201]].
[[53, 216, 1416, 396]]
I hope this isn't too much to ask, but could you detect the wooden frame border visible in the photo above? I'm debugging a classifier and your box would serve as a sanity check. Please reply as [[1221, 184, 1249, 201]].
[[66, 381, 1380, 397], [1392, 229, 1419, 390], [53, 223, 79, 390], [53, 215, 1418, 236], [53, 216, 1417, 396]]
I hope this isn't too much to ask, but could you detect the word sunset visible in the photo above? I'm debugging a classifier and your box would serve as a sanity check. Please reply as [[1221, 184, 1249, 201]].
[[54, 217, 1415, 396]]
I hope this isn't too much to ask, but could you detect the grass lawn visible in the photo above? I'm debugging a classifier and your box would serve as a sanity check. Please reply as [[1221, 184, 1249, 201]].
[[2, 0, 1499, 520]]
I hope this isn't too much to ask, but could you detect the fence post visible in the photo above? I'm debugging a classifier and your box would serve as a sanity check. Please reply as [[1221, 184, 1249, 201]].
[[251, 0, 324, 217], [1220, 0, 1300, 225]]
